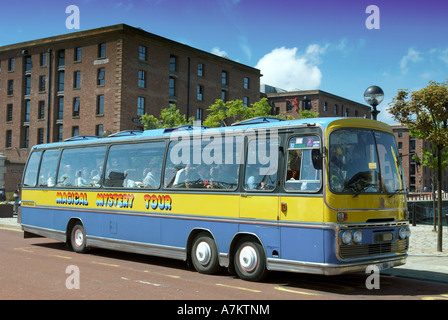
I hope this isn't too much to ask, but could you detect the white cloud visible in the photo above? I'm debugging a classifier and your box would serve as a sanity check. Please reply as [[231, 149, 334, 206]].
[[211, 47, 228, 58], [400, 48, 422, 74], [255, 45, 327, 91]]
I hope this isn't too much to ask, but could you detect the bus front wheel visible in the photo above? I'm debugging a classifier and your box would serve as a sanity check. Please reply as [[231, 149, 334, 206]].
[[70, 222, 88, 253], [234, 239, 268, 281], [191, 233, 220, 275]]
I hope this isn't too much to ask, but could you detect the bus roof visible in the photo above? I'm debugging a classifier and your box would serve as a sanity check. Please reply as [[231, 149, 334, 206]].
[[30, 117, 392, 151]]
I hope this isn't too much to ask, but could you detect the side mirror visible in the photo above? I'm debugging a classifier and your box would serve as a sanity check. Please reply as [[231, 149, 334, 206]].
[[312, 149, 323, 170]]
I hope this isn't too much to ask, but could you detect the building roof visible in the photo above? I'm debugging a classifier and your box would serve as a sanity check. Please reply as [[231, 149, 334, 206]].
[[0, 23, 260, 74], [266, 89, 371, 110]]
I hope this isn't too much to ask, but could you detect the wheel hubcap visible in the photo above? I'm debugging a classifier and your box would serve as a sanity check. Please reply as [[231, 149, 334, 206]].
[[239, 245, 258, 272], [74, 228, 84, 247], [196, 241, 211, 265]]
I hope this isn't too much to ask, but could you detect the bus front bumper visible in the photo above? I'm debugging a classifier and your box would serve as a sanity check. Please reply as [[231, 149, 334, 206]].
[[267, 254, 407, 276]]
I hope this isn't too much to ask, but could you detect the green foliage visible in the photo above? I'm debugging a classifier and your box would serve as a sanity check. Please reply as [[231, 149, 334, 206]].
[[389, 80, 448, 252], [140, 98, 320, 130], [140, 104, 193, 130]]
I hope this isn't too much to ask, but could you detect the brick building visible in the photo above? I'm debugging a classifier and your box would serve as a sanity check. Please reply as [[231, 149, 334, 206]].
[[0, 24, 261, 193], [262, 87, 372, 119], [392, 125, 448, 193]]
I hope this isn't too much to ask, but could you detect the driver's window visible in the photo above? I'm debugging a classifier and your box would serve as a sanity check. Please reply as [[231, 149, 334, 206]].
[[284, 135, 322, 192]]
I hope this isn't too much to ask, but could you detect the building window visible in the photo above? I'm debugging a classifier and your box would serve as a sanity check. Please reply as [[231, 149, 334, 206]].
[[303, 99, 311, 111], [74, 71, 81, 89], [74, 47, 82, 62], [139, 45, 147, 61], [398, 142, 402, 149], [73, 97, 80, 117], [345, 108, 349, 117], [96, 124, 103, 137], [222, 71, 228, 86], [38, 101, 45, 119], [323, 102, 327, 112], [6, 130, 12, 148], [355, 110, 358, 117], [398, 131, 403, 138], [244, 77, 249, 89], [24, 56, 32, 72], [37, 128, 44, 145], [8, 58, 14, 71], [198, 63, 204, 77], [57, 125, 63, 142], [98, 43, 106, 58], [221, 90, 226, 102], [22, 127, 29, 149], [7, 104, 13, 122], [72, 126, 79, 137], [137, 97, 145, 116], [39, 75, 46, 92], [58, 71, 65, 92], [334, 104, 338, 116], [243, 97, 249, 107], [169, 55, 177, 72], [7, 80, 14, 96], [138, 70, 146, 88], [57, 97, 64, 120], [97, 95, 104, 115], [197, 85, 203, 101], [40, 53, 47, 67], [24, 100, 31, 122], [286, 100, 293, 112], [97, 68, 105, 86], [196, 108, 203, 121], [25, 76, 31, 95], [57, 50, 65, 67], [169, 77, 176, 97]]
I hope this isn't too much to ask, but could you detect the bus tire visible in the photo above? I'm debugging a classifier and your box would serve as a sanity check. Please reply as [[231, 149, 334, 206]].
[[234, 239, 268, 282], [70, 222, 88, 253], [191, 233, 220, 275]]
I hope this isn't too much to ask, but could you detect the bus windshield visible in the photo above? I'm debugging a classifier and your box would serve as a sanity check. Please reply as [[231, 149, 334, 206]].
[[329, 129, 404, 195]]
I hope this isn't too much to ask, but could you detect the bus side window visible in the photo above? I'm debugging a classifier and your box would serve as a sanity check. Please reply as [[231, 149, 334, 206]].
[[244, 138, 278, 191], [104, 142, 164, 189], [23, 151, 42, 187], [38, 149, 60, 187], [57, 147, 106, 188]]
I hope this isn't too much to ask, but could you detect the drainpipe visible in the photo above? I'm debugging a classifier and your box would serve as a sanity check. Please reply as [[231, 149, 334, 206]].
[[46, 49, 52, 143]]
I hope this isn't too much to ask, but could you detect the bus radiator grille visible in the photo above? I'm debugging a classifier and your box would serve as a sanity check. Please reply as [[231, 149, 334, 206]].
[[339, 239, 409, 260]]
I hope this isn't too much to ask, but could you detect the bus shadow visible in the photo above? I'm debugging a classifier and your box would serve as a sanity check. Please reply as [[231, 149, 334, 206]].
[[265, 270, 448, 298], [32, 240, 195, 272]]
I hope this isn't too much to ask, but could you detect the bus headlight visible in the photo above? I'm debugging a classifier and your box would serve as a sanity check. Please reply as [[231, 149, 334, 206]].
[[399, 227, 410, 240], [341, 231, 352, 244], [353, 230, 363, 244]]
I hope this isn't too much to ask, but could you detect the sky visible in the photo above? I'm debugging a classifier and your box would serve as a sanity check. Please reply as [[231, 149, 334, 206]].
[[1, 0, 447, 124]]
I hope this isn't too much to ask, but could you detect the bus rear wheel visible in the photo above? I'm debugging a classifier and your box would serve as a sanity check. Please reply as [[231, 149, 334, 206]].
[[234, 239, 268, 282], [191, 233, 220, 275], [70, 222, 88, 253]]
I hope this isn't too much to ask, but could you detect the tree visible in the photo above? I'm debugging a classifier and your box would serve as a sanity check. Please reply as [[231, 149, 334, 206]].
[[203, 98, 272, 127], [203, 97, 318, 127], [388, 80, 448, 252], [140, 104, 194, 130]]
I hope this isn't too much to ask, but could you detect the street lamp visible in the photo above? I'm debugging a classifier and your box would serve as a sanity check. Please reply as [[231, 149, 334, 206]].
[[364, 85, 384, 120]]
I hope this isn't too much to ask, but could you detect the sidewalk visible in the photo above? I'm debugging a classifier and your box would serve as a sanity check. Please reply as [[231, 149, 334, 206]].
[[1, 217, 447, 284]]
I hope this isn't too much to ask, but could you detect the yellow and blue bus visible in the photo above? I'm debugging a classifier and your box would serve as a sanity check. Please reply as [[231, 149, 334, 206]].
[[20, 117, 410, 281]]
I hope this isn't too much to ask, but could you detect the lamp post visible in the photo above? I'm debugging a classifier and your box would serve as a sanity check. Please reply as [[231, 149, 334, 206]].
[[364, 85, 384, 120]]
